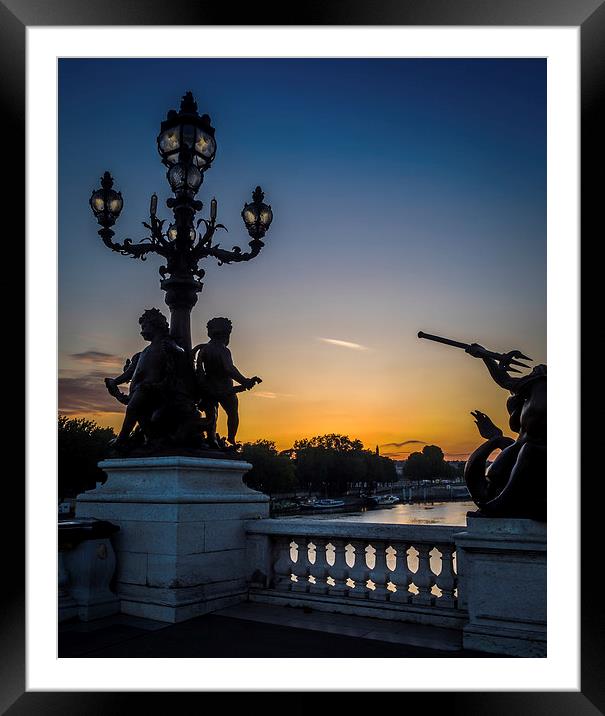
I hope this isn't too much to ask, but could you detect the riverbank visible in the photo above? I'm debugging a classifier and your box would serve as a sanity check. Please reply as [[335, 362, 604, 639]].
[[270, 484, 471, 518]]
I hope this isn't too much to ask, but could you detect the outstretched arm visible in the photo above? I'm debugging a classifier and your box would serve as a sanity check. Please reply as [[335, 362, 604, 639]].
[[466, 344, 526, 392], [110, 353, 140, 386], [223, 348, 261, 389], [481, 355, 518, 391], [470, 410, 504, 439], [105, 353, 140, 405]]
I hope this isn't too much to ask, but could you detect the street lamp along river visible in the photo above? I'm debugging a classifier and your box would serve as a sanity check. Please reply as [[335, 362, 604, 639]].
[[89, 91, 273, 454]]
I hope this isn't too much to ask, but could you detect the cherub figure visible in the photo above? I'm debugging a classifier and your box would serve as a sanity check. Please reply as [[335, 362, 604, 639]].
[[105, 308, 202, 451], [193, 317, 261, 448], [463, 343, 546, 520]]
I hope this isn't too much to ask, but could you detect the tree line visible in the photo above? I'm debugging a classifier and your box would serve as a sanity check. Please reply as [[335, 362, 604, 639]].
[[402, 444, 462, 481], [58, 415, 459, 500], [241, 434, 396, 497]]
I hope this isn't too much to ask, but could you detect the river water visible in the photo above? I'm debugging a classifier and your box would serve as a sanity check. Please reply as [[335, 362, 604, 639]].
[[292, 501, 476, 526]]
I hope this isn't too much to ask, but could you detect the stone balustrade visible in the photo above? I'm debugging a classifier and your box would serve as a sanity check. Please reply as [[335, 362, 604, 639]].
[[245, 519, 466, 629], [61, 493, 546, 655], [69, 454, 546, 655]]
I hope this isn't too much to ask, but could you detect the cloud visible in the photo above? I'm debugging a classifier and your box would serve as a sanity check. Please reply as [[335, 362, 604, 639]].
[[252, 391, 295, 399], [59, 372, 124, 414], [70, 351, 124, 366], [380, 440, 429, 459], [380, 439, 427, 448], [318, 337, 368, 351]]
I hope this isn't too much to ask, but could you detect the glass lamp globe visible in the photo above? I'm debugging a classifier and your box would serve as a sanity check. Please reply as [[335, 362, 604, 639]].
[[167, 161, 202, 195], [89, 172, 123, 225], [90, 190, 106, 215], [193, 128, 216, 168], [158, 126, 181, 165], [186, 165, 202, 191], [168, 164, 187, 192], [167, 224, 178, 242], [106, 193, 124, 216], [242, 186, 273, 239], [157, 92, 216, 174], [259, 205, 273, 229], [167, 223, 196, 243]]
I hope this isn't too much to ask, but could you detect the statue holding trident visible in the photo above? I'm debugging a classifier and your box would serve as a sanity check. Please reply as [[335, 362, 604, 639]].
[[418, 331, 546, 521]]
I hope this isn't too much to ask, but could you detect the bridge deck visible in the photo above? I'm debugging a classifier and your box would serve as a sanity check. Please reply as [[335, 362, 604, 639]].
[[59, 602, 493, 658]]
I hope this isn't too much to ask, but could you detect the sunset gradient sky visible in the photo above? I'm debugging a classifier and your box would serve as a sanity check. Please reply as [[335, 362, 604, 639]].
[[58, 58, 546, 459]]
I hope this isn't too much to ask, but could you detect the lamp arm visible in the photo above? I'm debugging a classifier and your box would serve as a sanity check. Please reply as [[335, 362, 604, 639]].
[[205, 238, 264, 266], [98, 227, 169, 261]]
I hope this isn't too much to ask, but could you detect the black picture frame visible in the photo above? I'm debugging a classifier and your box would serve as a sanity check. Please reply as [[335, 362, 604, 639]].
[[7, 0, 599, 711]]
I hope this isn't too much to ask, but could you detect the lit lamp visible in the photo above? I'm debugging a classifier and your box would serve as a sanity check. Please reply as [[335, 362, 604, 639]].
[[89, 172, 123, 227], [241, 186, 273, 239], [157, 91, 216, 195], [89, 91, 274, 353], [167, 223, 196, 243]]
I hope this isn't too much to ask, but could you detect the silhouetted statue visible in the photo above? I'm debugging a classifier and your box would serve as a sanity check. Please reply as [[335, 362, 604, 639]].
[[464, 344, 546, 520], [193, 317, 261, 449], [418, 331, 546, 520], [105, 308, 203, 452]]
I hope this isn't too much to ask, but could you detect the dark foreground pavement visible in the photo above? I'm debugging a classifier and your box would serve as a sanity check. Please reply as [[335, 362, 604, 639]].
[[59, 604, 494, 658]]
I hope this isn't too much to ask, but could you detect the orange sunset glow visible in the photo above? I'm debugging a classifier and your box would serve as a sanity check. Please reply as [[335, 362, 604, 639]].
[[59, 324, 529, 460]]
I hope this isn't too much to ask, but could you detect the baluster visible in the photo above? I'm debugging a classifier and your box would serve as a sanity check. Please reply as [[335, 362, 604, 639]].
[[389, 541, 413, 603], [412, 543, 434, 605], [369, 541, 390, 601], [291, 536, 310, 592], [272, 536, 294, 591], [309, 539, 329, 594], [328, 538, 350, 598], [436, 544, 457, 607], [348, 539, 370, 599]]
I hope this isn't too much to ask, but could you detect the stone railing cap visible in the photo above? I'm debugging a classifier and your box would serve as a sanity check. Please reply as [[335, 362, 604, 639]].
[[245, 518, 461, 543], [58, 518, 120, 548]]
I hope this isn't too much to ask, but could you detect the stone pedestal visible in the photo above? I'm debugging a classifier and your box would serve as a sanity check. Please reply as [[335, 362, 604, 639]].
[[76, 456, 269, 623], [455, 513, 547, 657]]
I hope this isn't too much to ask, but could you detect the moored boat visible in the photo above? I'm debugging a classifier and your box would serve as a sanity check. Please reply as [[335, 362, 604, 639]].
[[300, 498, 346, 510], [365, 494, 400, 507]]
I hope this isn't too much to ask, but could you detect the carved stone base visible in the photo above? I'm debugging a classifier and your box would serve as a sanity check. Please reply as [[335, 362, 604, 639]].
[[58, 551, 79, 623], [76, 456, 269, 623], [455, 513, 547, 657], [62, 537, 121, 621]]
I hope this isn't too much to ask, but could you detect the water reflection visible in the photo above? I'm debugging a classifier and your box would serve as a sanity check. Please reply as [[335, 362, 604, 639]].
[[294, 501, 475, 527]]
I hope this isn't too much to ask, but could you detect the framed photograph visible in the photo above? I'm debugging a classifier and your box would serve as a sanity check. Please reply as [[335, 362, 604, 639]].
[[9, 0, 598, 709]]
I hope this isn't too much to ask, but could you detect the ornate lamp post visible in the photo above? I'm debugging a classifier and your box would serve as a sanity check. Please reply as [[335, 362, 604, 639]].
[[82, 94, 274, 622], [90, 91, 273, 351]]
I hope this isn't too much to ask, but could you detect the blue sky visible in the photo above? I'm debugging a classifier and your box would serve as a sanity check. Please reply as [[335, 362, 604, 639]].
[[58, 58, 546, 455]]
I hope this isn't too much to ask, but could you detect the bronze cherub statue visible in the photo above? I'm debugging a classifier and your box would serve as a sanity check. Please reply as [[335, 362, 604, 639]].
[[193, 317, 261, 449], [104, 308, 204, 452]]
